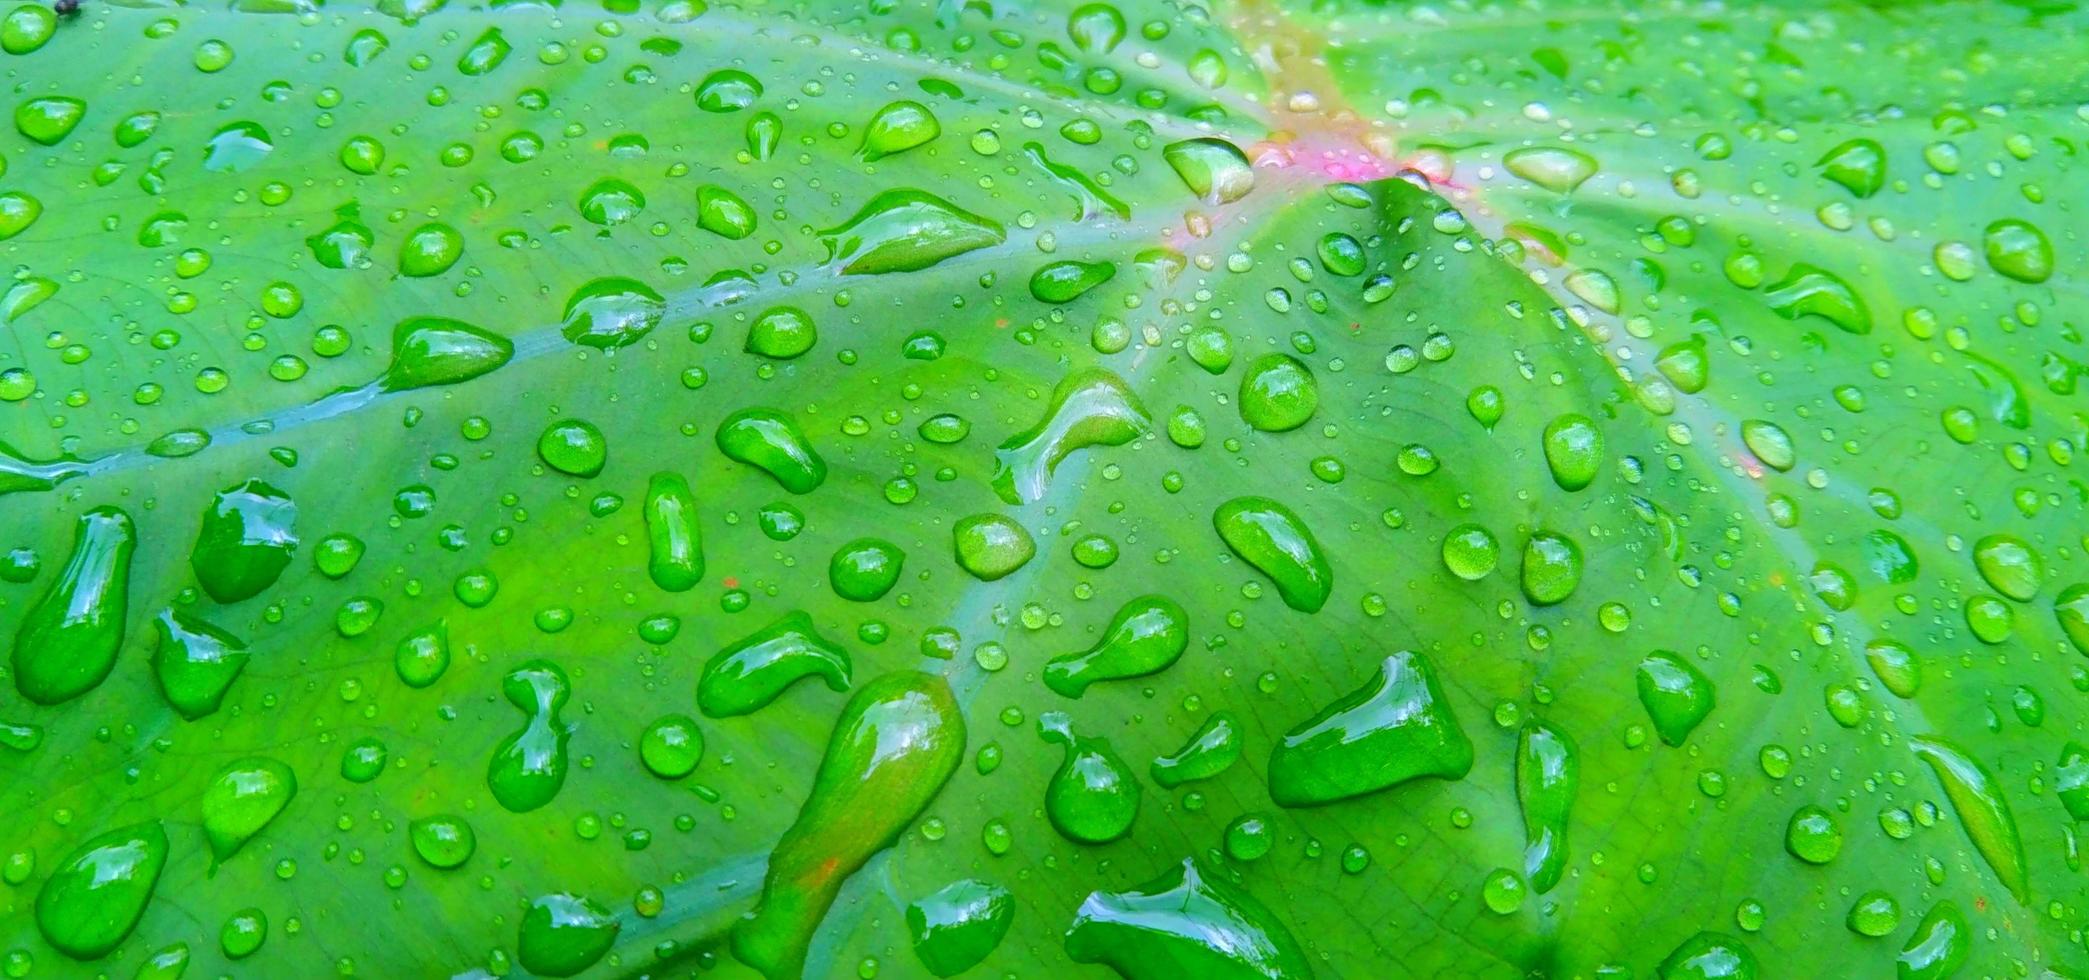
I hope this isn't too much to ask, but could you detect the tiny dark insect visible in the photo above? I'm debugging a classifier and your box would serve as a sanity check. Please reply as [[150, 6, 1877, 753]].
[[53, 0, 80, 14]]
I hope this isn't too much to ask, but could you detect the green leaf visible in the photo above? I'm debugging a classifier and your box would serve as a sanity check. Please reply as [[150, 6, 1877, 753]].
[[1, 0, 2085, 977]]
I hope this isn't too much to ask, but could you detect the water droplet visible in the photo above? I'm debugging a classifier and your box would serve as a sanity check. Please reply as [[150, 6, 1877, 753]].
[[1039, 711, 1140, 844], [151, 608, 249, 719], [1150, 711, 1242, 788], [1043, 595, 1188, 698], [991, 367, 1149, 504], [953, 514, 1035, 582], [746, 306, 817, 359], [1065, 856, 1311, 980], [12, 506, 133, 705], [201, 758, 296, 863], [487, 660, 571, 813], [1162, 137, 1254, 204], [517, 893, 619, 978], [643, 472, 703, 592], [1983, 218, 2053, 283], [537, 419, 607, 477], [861, 101, 940, 161], [733, 672, 964, 980], [409, 814, 475, 869], [1213, 496, 1331, 613], [190, 479, 296, 604], [1238, 354, 1319, 432], [1504, 146, 1596, 193], [907, 879, 1013, 978], [561, 277, 664, 350], [639, 714, 704, 778], [398, 222, 463, 277], [830, 538, 905, 602], [1541, 414, 1603, 491], [34, 822, 167, 960], [698, 611, 852, 717], [1816, 138, 1885, 198], [1519, 531, 1581, 606], [1897, 901, 1968, 980], [1910, 736, 2027, 903], [1516, 722, 1577, 893], [1972, 533, 2042, 601], [1658, 932, 1757, 980], [697, 184, 756, 239], [1269, 651, 1472, 806], [716, 408, 826, 493], [1637, 650, 1715, 746], [817, 189, 1004, 274]]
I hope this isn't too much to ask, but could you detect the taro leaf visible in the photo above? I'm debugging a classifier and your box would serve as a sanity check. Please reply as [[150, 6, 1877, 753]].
[[1, 0, 2086, 977]]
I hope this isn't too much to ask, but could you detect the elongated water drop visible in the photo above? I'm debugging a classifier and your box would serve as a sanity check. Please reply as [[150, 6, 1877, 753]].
[[381, 317, 511, 390], [1151, 711, 1242, 788], [1516, 722, 1577, 893], [12, 505, 133, 705], [190, 479, 296, 604], [1043, 595, 1188, 697], [151, 608, 249, 719], [486, 660, 570, 813], [732, 672, 965, 980], [1065, 856, 1313, 980], [1040, 711, 1140, 844], [1897, 901, 1968, 980], [201, 758, 296, 863], [817, 189, 1005, 274], [1910, 736, 2028, 903], [643, 472, 703, 592], [1030, 259, 1116, 303], [35, 822, 168, 960], [1269, 651, 1471, 806], [992, 367, 1149, 504], [716, 408, 826, 493], [908, 879, 1013, 978], [1214, 496, 1331, 613], [698, 611, 852, 717]]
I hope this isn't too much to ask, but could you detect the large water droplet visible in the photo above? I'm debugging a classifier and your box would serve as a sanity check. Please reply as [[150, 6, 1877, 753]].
[[1268, 650, 1471, 806]]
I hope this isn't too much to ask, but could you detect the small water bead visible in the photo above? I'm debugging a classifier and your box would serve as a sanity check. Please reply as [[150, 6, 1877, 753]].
[[1785, 805, 1843, 864], [1442, 525, 1499, 580], [1847, 891, 1900, 937], [1219, 810, 1270, 856], [1481, 869, 1525, 915], [409, 816, 475, 870], [640, 715, 704, 778]]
